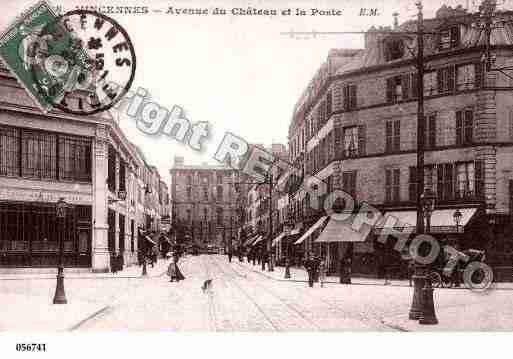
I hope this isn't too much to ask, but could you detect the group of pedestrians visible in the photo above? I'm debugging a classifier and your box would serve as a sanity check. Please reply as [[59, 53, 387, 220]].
[[304, 253, 328, 288]]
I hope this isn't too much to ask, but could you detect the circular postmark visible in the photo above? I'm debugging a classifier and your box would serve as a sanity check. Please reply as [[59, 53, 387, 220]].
[[30, 9, 136, 115]]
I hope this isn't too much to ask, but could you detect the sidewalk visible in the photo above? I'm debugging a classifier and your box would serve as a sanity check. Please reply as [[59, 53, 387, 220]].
[[0, 258, 173, 330], [382, 293, 513, 331], [233, 257, 513, 290], [234, 258, 412, 287], [0, 257, 171, 280]]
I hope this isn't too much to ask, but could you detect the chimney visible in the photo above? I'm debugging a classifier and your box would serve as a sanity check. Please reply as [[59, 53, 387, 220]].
[[392, 12, 399, 29]]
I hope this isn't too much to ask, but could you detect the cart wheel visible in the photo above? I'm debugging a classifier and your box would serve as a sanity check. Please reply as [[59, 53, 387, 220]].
[[427, 271, 442, 288]]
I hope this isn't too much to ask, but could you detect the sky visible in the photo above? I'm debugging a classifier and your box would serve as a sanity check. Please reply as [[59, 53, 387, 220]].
[[0, 0, 497, 184]]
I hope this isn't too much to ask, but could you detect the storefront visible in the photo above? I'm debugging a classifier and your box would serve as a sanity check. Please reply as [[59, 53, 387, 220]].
[[0, 200, 92, 267]]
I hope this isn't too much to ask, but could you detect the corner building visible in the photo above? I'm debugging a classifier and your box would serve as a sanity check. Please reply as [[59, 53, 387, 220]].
[[0, 62, 168, 272], [287, 6, 513, 278]]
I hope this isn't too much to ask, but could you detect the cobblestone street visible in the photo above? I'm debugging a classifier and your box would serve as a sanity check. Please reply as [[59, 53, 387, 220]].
[[3, 255, 511, 331]]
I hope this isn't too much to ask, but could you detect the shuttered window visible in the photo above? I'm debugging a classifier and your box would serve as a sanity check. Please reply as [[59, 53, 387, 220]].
[[385, 168, 400, 203]]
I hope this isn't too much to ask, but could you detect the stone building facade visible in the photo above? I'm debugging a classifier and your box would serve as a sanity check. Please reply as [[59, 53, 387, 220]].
[[0, 62, 169, 272], [170, 156, 240, 250], [286, 6, 513, 276]]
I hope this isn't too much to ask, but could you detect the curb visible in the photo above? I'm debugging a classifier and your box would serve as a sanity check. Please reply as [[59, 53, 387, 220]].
[[67, 305, 112, 331]]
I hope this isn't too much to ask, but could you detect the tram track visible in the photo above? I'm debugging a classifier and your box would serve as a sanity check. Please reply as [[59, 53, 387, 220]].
[[207, 256, 320, 331]]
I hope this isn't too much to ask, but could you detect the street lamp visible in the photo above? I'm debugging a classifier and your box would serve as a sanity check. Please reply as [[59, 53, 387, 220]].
[[53, 197, 68, 304], [453, 209, 462, 233], [419, 188, 438, 325]]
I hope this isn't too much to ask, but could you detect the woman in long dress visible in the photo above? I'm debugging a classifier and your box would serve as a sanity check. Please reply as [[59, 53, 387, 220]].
[[167, 253, 185, 282]]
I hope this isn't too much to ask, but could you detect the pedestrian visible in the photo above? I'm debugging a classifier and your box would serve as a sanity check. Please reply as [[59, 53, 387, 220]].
[[168, 253, 185, 282], [319, 259, 327, 288], [304, 253, 316, 288], [228, 250, 233, 263]]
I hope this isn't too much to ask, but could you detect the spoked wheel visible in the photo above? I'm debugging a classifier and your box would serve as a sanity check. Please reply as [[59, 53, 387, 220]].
[[427, 271, 442, 288]]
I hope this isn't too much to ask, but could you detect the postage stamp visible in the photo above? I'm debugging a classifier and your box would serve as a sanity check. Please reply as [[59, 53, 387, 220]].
[[0, 1, 136, 115], [0, 0, 61, 112]]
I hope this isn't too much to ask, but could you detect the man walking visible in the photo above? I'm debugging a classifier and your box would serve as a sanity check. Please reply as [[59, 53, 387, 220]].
[[304, 253, 317, 288]]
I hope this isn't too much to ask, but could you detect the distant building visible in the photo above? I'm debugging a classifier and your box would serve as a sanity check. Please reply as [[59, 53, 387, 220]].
[[170, 156, 240, 249]]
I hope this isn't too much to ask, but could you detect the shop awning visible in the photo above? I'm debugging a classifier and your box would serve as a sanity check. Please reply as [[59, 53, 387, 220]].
[[145, 235, 156, 245], [160, 235, 172, 244], [244, 235, 258, 246], [376, 208, 478, 234], [290, 223, 303, 236], [271, 232, 286, 247], [315, 218, 370, 243], [294, 216, 328, 245], [252, 236, 264, 246]]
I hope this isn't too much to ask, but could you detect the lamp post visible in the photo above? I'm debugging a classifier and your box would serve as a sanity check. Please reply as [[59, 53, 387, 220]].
[[53, 197, 68, 304], [419, 188, 438, 325]]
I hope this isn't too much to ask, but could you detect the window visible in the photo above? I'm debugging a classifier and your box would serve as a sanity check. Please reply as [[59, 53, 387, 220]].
[[424, 71, 438, 96], [118, 160, 126, 192], [21, 130, 57, 180], [0, 126, 19, 177], [186, 186, 192, 200], [203, 208, 208, 221], [384, 39, 404, 61], [456, 162, 475, 198], [343, 126, 365, 158], [58, 134, 92, 182], [425, 114, 437, 149], [217, 207, 223, 225], [217, 185, 223, 201], [186, 209, 192, 222], [343, 84, 357, 111], [385, 168, 400, 203], [107, 146, 116, 192], [439, 26, 460, 50], [342, 171, 357, 197], [326, 91, 332, 116], [203, 186, 208, 201], [408, 166, 417, 201], [217, 174, 223, 184], [456, 110, 473, 145], [343, 126, 358, 158], [385, 120, 401, 153], [437, 163, 454, 201], [187, 175, 192, 185], [437, 66, 455, 94], [456, 64, 481, 91], [386, 76, 403, 103], [424, 165, 437, 195]]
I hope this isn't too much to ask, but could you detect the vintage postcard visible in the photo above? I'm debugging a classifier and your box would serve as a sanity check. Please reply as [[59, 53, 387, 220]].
[[0, 0, 512, 357]]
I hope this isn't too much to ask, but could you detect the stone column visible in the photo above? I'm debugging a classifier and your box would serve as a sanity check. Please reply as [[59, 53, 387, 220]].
[[92, 125, 110, 273]]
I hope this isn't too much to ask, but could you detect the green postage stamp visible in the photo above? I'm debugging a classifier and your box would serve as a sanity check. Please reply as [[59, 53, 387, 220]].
[[0, 0, 89, 113]]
